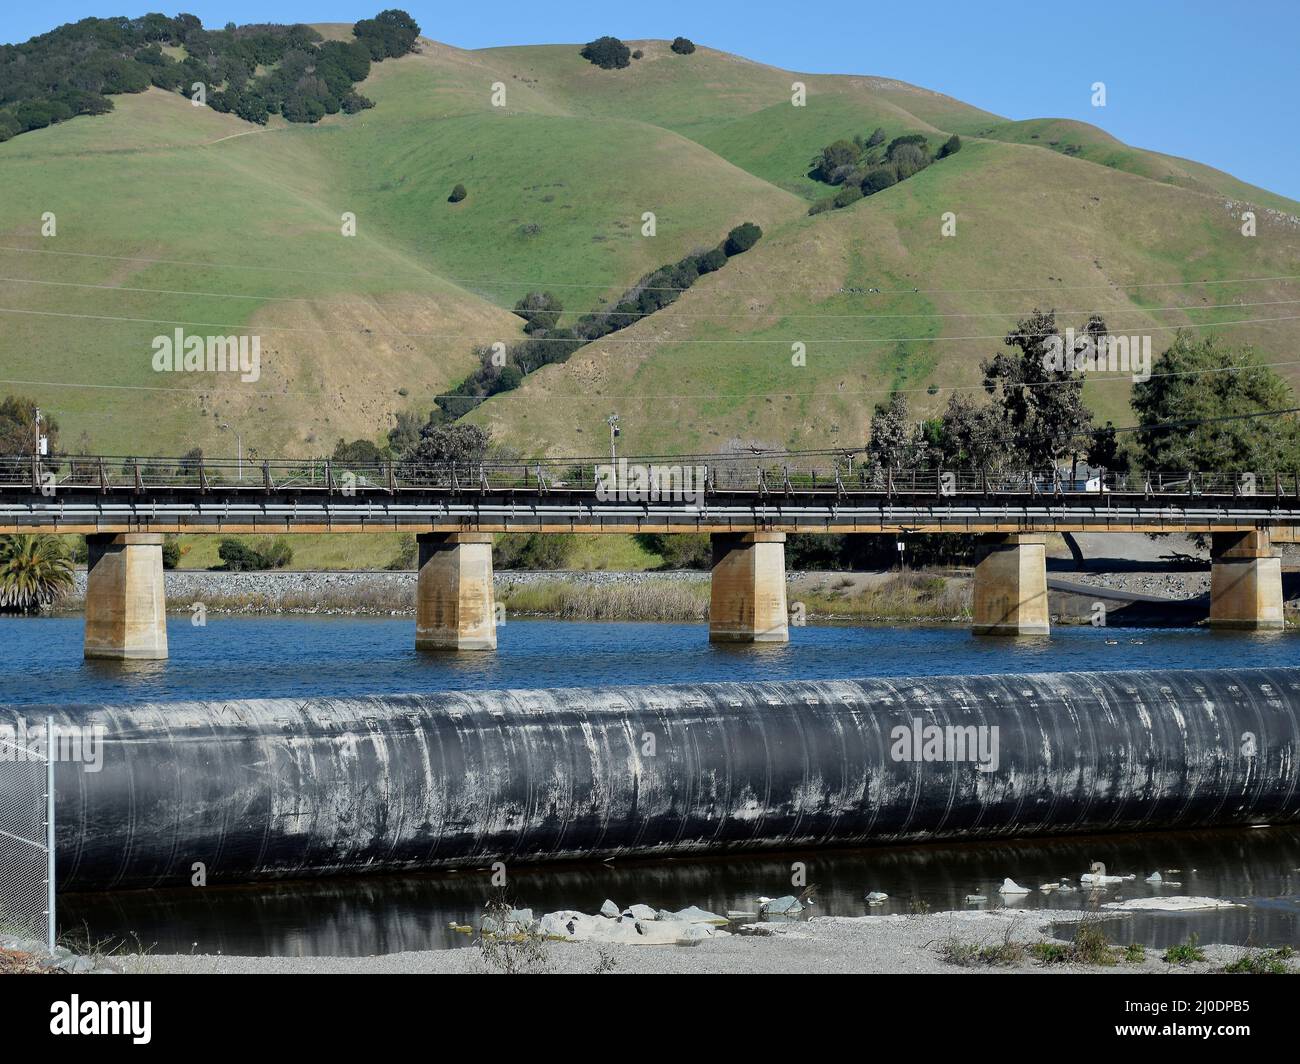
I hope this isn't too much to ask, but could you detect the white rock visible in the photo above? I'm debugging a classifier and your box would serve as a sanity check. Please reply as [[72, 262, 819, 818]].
[[657, 905, 728, 925], [1102, 896, 1244, 912], [599, 899, 620, 919], [759, 895, 802, 916], [621, 903, 658, 921], [865, 891, 889, 904], [998, 878, 1031, 895], [1145, 872, 1162, 883], [964, 894, 987, 903]]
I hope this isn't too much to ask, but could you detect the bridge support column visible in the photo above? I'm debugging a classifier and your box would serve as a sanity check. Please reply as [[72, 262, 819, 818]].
[[416, 532, 497, 651], [84, 533, 168, 660], [972, 534, 1050, 636], [709, 532, 788, 643], [1209, 530, 1283, 630]]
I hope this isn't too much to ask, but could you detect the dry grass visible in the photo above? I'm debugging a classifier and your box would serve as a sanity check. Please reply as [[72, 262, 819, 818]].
[[0, 947, 49, 974], [799, 572, 971, 621], [500, 579, 709, 621]]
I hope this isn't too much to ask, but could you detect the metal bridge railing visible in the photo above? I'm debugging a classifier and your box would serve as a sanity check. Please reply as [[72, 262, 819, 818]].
[[1, 451, 1297, 500], [0, 718, 55, 955]]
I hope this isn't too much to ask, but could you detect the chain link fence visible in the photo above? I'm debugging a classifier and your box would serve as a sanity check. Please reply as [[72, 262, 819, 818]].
[[0, 717, 55, 953]]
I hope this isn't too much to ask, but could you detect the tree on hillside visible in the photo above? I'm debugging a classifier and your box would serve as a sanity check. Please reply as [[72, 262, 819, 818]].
[[938, 133, 962, 158], [448, 183, 467, 202], [0, 12, 411, 143], [812, 139, 861, 183], [867, 392, 914, 469], [724, 222, 762, 256], [889, 142, 931, 180], [352, 9, 420, 59], [332, 438, 388, 465], [980, 309, 1095, 468], [1132, 333, 1300, 473], [580, 37, 632, 69], [402, 423, 491, 467], [671, 37, 696, 55], [513, 292, 564, 333], [861, 167, 897, 195], [1086, 421, 1132, 473], [937, 392, 1010, 472], [0, 395, 58, 455], [387, 410, 422, 455]]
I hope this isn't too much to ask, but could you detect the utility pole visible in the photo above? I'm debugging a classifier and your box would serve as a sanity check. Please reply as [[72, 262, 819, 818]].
[[34, 407, 47, 456], [219, 422, 243, 481], [606, 413, 620, 461]]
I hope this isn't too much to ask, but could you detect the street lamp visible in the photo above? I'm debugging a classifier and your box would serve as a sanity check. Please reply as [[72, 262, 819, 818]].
[[218, 423, 243, 481]]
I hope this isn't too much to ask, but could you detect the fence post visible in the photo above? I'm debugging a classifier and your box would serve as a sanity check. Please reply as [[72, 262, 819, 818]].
[[45, 715, 55, 955]]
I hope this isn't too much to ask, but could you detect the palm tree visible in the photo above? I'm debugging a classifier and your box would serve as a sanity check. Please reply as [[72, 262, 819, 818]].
[[0, 535, 74, 613]]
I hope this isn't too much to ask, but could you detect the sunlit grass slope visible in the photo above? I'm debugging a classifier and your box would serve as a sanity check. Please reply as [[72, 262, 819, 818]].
[[0, 32, 1295, 466]]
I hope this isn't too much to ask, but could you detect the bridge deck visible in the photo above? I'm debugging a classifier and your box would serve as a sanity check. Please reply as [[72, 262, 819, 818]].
[[3, 455, 1299, 534]]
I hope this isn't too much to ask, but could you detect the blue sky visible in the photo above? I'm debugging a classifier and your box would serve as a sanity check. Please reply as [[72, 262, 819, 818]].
[[5, 1, 1298, 200]]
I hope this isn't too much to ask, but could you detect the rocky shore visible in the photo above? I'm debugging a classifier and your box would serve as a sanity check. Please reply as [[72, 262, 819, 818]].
[[62, 569, 709, 617], [115, 906, 1274, 975]]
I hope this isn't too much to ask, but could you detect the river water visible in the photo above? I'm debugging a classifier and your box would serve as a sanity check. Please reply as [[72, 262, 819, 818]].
[[4, 614, 1299, 955], [2, 614, 1297, 705]]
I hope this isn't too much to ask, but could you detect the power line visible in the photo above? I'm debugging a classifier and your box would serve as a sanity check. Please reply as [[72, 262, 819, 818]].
[[1, 304, 1297, 344], [3, 242, 1300, 297], [2, 274, 1299, 323], [7, 348, 1300, 404]]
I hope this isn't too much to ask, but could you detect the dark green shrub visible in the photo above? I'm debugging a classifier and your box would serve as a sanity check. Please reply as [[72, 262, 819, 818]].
[[891, 142, 931, 179], [886, 133, 928, 157], [217, 536, 293, 571], [694, 247, 728, 273], [448, 183, 467, 202], [938, 133, 962, 158], [217, 538, 261, 571], [162, 535, 181, 570], [833, 185, 863, 208], [494, 533, 575, 569], [513, 291, 563, 332], [724, 222, 762, 256], [631, 49, 643, 60], [634, 533, 711, 569], [580, 36, 631, 69], [671, 37, 696, 54], [861, 166, 898, 195]]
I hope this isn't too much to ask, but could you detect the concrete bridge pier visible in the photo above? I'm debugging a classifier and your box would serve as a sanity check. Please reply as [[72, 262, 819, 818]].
[[83, 533, 169, 660], [709, 532, 789, 643], [415, 532, 497, 651], [971, 533, 1050, 636], [1209, 530, 1283, 630]]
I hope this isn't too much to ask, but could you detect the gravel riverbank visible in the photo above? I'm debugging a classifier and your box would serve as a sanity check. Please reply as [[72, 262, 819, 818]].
[[114, 908, 1259, 975]]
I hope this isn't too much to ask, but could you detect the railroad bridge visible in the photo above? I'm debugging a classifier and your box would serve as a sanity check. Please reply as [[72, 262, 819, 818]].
[[2, 453, 1295, 659]]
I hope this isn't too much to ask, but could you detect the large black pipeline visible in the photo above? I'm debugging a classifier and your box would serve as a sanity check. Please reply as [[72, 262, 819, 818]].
[[7, 667, 1300, 891]]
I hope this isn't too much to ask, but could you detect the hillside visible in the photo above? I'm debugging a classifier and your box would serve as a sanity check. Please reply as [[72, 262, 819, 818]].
[[0, 26, 1297, 460]]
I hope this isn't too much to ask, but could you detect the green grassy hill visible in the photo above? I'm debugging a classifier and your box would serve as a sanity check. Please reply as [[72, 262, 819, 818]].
[[1, 28, 1297, 464]]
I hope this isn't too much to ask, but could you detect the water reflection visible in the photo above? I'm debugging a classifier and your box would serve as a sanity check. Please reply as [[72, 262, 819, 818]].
[[61, 826, 1300, 957]]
